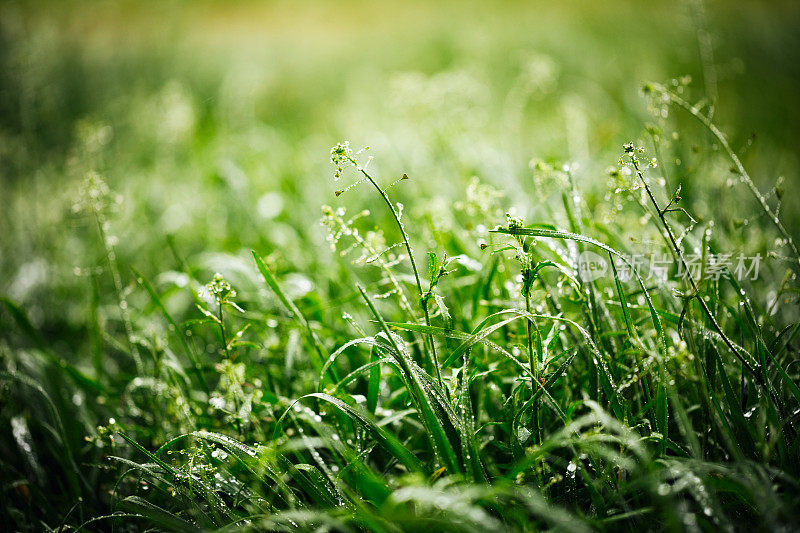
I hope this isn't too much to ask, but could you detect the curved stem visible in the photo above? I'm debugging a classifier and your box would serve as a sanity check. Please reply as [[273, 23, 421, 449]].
[[630, 155, 756, 374], [351, 159, 443, 388], [95, 211, 143, 374], [658, 85, 799, 271]]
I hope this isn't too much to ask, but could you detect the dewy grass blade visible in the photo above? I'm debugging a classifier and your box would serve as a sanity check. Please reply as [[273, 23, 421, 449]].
[[273, 392, 424, 474], [336, 152, 443, 389], [367, 344, 381, 415], [609, 253, 667, 454], [253, 250, 336, 381], [491, 226, 667, 352], [131, 268, 209, 393], [357, 284, 462, 474], [116, 496, 201, 533]]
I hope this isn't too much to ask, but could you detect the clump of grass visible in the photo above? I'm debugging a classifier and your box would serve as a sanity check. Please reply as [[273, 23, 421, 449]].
[[1, 9, 800, 530], [11, 94, 800, 529]]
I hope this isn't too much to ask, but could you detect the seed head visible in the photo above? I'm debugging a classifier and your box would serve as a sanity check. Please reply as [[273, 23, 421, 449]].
[[506, 213, 524, 230], [330, 141, 354, 180], [206, 273, 236, 305], [73, 171, 120, 214]]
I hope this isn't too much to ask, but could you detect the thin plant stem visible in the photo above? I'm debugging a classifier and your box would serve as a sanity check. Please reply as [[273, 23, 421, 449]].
[[628, 152, 787, 419], [326, 207, 416, 318], [349, 158, 443, 389], [524, 292, 537, 388], [95, 210, 143, 374], [525, 291, 541, 445], [218, 302, 231, 360], [629, 154, 752, 370], [653, 85, 800, 271]]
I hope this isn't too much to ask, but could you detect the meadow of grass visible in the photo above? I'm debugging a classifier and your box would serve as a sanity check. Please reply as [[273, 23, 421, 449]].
[[2, 1, 800, 531]]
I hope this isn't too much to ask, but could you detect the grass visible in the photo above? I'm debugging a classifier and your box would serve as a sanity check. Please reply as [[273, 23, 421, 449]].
[[1, 1, 800, 531]]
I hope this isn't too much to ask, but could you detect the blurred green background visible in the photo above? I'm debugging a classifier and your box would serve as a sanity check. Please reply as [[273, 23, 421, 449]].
[[1, 0, 799, 348]]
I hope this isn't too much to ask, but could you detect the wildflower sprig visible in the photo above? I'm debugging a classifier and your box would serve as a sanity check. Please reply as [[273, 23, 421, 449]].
[[481, 214, 541, 298], [330, 141, 353, 180], [529, 159, 571, 196], [73, 172, 142, 374], [198, 273, 247, 361], [329, 141, 443, 388], [643, 78, 800, 271], [72, 171, 122, 216], [610, 143, 656, 194], [330, 141, 371, 182], [454, 176, 505, 219], [420, 252, 457, 326], [206, 273, 239, 307], [502, 214, 537, 298], [641, 76, 692, 120], [321, 205, 415, 316], [621, 142, 761, 384], [488, 212, 545, 445]]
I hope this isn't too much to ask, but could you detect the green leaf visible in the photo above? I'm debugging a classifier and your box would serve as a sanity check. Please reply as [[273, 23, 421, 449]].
[[252, 250, 335, 380], [275, 392, 424, 474], [117, 496, 201, 533]]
